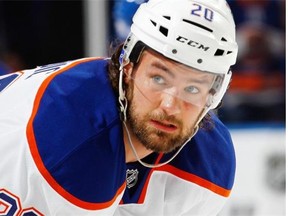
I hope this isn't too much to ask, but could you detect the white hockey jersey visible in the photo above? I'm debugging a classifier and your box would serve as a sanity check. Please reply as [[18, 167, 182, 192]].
[[0, 58, 236, 216]]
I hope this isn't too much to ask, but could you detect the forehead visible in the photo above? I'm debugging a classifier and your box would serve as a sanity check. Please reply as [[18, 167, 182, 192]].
[[138, 49, 215, 80]]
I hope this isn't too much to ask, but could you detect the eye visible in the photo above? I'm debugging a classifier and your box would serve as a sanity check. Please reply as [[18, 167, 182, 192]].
[[184, 86, 199, 94], [152, 75, 165, 85]]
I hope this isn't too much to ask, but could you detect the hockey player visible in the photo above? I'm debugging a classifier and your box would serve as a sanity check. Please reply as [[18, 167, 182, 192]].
[[0, 0, 238, 215]]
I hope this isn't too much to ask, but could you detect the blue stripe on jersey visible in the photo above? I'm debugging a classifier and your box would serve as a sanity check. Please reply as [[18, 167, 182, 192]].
[[31, 59, 127, 203]]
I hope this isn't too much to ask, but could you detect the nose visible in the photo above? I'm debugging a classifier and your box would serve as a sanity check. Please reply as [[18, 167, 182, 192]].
[[159, 92, 181, 116]]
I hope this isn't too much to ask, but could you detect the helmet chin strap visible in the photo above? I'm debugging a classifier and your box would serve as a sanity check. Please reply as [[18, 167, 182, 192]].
[[118, 67, 128, 122], [118, 49, 129, 122]]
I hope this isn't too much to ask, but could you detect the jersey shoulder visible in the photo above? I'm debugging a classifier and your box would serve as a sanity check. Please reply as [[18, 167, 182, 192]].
[[25, 58, 127, 209]]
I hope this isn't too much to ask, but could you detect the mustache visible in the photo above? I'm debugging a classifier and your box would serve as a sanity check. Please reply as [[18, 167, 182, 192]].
[[148, 111, 182, 127]]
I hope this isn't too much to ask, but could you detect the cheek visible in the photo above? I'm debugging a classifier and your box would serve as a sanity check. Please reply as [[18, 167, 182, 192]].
[[182, 104, 203, 126], [127, 84, 157, 120]]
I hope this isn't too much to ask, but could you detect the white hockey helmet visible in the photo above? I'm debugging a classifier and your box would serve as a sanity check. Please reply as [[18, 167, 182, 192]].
[[119, 0, 238, 118]]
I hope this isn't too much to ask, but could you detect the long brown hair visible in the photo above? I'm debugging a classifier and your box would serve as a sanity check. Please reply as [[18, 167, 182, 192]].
[[108, 43, 124, 96]]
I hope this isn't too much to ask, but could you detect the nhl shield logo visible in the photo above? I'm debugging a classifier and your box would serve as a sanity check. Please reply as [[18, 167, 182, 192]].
[[126, 169, 139, 189]]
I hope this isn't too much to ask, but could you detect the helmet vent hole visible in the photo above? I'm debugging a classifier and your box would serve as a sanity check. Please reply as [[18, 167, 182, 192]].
[[197, 59, 203, 64], [214, 49, 224, 56], [182, 19, 213, 33], [150, 20, 157, 27], [159, 26, 168, 37], [172, 49, 177, 54], [221, 37, 227, 42], [227, 51, 233, 55], [163, 16, 171, 20]]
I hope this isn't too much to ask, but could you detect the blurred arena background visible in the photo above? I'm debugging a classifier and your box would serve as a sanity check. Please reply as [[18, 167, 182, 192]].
[[0, 1, 285, 215]]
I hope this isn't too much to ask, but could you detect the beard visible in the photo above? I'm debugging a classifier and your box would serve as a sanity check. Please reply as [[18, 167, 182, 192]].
[[125, 85, 196, 153]]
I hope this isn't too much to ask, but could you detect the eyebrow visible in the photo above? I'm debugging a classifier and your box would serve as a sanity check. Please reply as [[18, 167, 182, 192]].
[[151, 61, 213, 86], [188, 75, 214, 86], [151, 61, 175, 78]]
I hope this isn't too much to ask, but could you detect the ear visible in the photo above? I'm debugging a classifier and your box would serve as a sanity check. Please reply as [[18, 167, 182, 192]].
[[123, 62, 134, 84]]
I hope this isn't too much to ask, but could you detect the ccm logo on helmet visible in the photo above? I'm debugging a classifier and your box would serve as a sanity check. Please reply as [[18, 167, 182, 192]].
[[176, 36, 210, 51]]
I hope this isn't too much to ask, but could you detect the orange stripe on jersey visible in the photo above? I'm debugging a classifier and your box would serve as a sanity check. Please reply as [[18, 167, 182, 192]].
[[155, 165, 231, 197], [138, 158, 230, 204], [26, 58, 126, 210], [0, 201, 9, 214]]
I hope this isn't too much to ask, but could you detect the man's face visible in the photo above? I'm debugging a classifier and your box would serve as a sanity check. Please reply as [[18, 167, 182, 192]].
[[125, 49, 215, 153]]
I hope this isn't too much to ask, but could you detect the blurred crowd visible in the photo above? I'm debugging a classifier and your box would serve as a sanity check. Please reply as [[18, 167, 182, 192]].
[[0, 0, 285, 124], [220, 0, 286, 123], [0, 1, 83, 76]]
